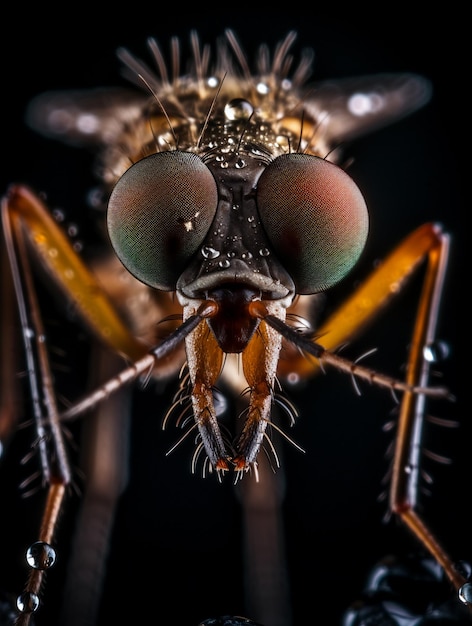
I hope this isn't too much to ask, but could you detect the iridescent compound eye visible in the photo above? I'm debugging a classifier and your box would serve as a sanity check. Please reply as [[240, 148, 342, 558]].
[[107, 151, 218, 290], [256, 153, 369, 294]]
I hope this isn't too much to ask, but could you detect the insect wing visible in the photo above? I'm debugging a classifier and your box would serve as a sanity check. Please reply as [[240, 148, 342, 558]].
[[25, 87, 148, 147], [302, 72, 432, 147]]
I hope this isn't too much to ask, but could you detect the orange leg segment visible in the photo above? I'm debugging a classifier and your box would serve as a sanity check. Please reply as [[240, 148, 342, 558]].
[[279, 222, 470, 608]]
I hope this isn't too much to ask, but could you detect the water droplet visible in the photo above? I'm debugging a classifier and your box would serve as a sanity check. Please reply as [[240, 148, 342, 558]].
[[48, 248, 58, 258], [256, 82, 270, 95], [459, 582, 472, 605], [87, 187, 105, 209], [423, 340, 450, 363], [224, 98, 254, 121], [158, 131, 174, 148], [287, 372, 300, 385], [218, 259, 231, 268], [52, 208, 65, 222], [26, 541, 56, 570], [457, 560, 472, 579], [201, 246, 220, 259], [17, 592, 40, 613], [232, 204, 240, 211], [207, 76, 219, 88], [235, 157, 246, 169], [259, 248, 270, 257], [241, 252, 253, 260], [275, 134, 290, 149], [67, 223, 78, 237], [213, 388, 228, 417]]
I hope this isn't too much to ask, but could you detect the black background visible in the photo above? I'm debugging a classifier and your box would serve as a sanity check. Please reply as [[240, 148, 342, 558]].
[[0, 7, 468, 626]]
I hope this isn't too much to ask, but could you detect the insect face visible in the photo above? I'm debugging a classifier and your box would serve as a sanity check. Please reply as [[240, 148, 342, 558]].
[[2, 28, 470, 626]]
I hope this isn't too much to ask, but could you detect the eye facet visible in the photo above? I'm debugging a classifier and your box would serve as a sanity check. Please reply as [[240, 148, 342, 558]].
[[107, 151, 218, 290], [256, 153, 369, 294]]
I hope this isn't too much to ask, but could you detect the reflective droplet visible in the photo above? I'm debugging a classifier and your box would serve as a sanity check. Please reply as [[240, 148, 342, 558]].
[[201, 246, 220, 259], [218, 259, 231, 268], [259, 248, 270, 257], [459, 581, 472, 605], [275, 135, 290, 149], [241, 252, 253, 260], [213, 389, 228, 417], [235, 157, 246, 169], [207, 76, 219, 88], [457, 560, 472, 579], [17, 592, 40, 613], [67, 223, 78, 237], [256, 82, 270, 95], [157, 131, 175, 148], [26, 541, 56, 570], [423, 340, 450, 363], [52, 208, 65, 222], [287, 372, 300, 385], [224, 98, 254, 121]]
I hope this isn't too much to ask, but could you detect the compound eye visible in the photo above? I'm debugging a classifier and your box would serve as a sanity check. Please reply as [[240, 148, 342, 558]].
[[256, 153, 369, 294], [107, 151, 218, 290]]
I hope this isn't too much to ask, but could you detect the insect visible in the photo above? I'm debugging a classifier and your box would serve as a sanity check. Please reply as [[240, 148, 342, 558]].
[[0, 29, 470, 625]]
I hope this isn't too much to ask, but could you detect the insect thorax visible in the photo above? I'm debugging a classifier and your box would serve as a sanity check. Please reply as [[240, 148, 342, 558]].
[[99, 74, 330, 187]]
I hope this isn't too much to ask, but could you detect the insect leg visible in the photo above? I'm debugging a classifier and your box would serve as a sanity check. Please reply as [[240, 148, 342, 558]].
[[1, 184, 187, 624], [386, 227, 471, 609], [271, 222, 470, 610], [2, 190, 71, 625]]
